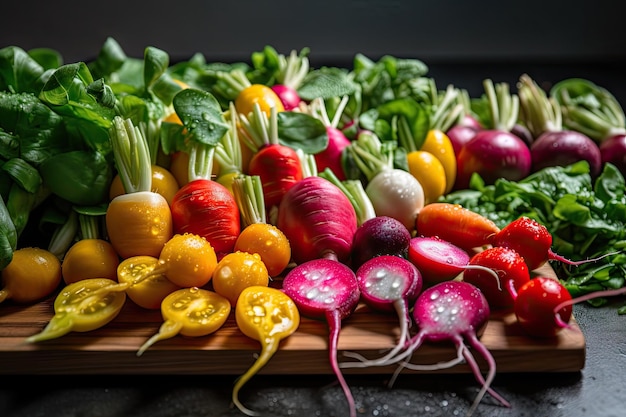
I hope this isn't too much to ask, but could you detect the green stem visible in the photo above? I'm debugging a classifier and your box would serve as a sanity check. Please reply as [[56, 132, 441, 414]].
[[517, 74, 561, 138], [483, 79, 519, 132], [318, 168, 376, 226], [109, 116, 152, 193], [214, 110, 243, 176], [278, 49, 310, 90], [232, 175, 266, 228]]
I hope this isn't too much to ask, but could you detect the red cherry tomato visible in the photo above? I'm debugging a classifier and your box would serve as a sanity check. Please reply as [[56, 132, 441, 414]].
[[514, 277, 573, 338]]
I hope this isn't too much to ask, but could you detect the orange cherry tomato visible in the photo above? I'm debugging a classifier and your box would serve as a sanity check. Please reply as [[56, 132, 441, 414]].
[[212, 251, 269, 306], [157, 233, 218, 288], [234, 223, 291, 277]]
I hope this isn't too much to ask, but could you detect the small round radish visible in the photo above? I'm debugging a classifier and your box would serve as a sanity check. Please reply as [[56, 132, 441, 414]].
[[407, 236, 501, 287], [403, 281, 509, 415], [463, 247, 531, 310], [282, 258, 361, 417], [341, 255, 422, 369], [350, 215, 412, 269], [408, 236, 472, 284], [530, 130, 602, 177], [446, 123, 479, 156], [271, 84, 301, 110], [514, 277, 573, 338]]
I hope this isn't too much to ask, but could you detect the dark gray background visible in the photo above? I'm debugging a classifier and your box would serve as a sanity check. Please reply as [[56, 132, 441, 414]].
[[3, 0, 626, 101]]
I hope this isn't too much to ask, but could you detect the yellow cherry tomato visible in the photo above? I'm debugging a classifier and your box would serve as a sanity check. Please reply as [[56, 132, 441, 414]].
[[136, 287, 231, 356], [109, 165, 180, 206], [62, 239, 120, 285], [212, 251, 269, 306], [406, 150, 447, 204], [26, 278, 128, 343], [1, 247, 62, 304], [233, 285, 300, 415], [117, 255, 181, 309], [234, 223, 291, 277], [420, 129, 457, 194], [235, 84, 284, 118]]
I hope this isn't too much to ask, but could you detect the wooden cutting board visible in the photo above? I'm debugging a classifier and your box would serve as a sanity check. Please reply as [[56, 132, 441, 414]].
[[0, 263, 585, 375]]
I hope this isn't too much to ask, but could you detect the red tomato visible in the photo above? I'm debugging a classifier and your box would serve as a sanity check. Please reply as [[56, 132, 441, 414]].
[[514, 277, 573, 338]]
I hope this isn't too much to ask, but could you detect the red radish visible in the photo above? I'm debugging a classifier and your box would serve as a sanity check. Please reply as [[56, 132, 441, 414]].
[[407, 236, 499, 286], [600, 134, 626, 176], [446, 123, 479, 156], [514, 277, 573, 338], [309, 96, 352, 180], [170, 178, 241, 256], [341, 255, 422, 369], [463, 247, 531, 310], [416, 202, 500, 252], [517, 74, 602, 177], [384, 281, 510, 416], [282, 258, 361, 417], [455, 79, 531, 190], [239, 104, 303, 213], [277, 175, 358, 265], [350, 215, 412, 269], [490, 216, 615, 271]]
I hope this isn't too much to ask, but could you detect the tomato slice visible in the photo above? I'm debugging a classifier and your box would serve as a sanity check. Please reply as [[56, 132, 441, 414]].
[[136, 287, 231, 356], [117, 255, 181, 310], [26, 278, 127, 343]]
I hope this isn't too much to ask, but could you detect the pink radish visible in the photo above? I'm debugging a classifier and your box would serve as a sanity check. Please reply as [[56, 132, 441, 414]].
[[309, 96, 352, 180], [407, 236, 499, 286], [369, 281, 510, 416], [350, 215, 412, 269], [277, 175, 358, 265], [282, 258, 361, 417], [340, 255, 422, 369]]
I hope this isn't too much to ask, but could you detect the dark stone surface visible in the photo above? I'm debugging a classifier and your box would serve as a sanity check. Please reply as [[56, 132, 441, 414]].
[[1, 300, 625, 417]]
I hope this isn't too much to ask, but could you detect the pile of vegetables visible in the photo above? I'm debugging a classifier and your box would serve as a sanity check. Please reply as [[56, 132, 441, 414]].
[[2, 38, 626, 416]]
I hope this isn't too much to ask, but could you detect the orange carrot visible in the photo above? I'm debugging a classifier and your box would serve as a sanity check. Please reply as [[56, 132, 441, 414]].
[[416, 202, 500, 252]]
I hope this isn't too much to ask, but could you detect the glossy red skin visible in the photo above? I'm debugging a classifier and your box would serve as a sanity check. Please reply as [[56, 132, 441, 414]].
[[350, 216, 411, 269], [600, 133, 626, 177], [490, 216, 551, 271], [271, 84, 302, 111], [248, 143, 303, 209], [277, 176, 357, 265], [455, 130, 531, 190], [463, 247, 530, 310], [446, 124, 479, 156], [514, 277, 573, 338], [407, 236, 471, 285], [314, 126, 351, 180], [170, 179, 241, 255], [530, 130, 602, 177]]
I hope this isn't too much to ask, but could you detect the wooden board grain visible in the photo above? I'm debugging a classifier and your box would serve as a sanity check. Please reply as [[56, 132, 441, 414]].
[[0, 264, 585, 375]]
